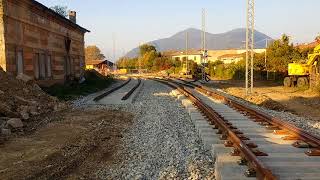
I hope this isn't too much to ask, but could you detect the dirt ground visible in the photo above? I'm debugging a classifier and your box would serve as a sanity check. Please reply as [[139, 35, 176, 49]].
[[0, 108, 133, 180], [207, 80, 320, 122]]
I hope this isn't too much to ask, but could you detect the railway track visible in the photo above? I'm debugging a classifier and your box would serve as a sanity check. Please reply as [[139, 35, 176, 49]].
[[154, 77, 320, 180], [93, 78, 141, 103]]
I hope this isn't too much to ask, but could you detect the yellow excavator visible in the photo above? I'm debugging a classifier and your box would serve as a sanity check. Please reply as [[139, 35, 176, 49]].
[[284, 44, 320, 88]]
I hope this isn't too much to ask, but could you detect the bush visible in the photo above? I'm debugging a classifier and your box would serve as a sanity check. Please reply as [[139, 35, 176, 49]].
[[44, 70, 114, 100], [208, 60, 245, 80]]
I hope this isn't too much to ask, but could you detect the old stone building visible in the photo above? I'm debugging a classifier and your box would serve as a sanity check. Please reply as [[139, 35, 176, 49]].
[[0, 0, 89, 86]]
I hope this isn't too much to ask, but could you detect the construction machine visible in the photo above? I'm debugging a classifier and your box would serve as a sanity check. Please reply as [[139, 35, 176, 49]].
[[284, 44, 320, 88]]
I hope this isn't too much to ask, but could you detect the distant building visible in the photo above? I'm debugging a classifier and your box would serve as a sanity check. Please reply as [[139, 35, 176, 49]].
[[86, 60, 114, 75], [207, 49, 266, 62], [217, 53, 244, 64], [0, 0, 90, 86], [169, 49, 266, 64], [296, 40, 320, 49], [171, 50, 203, 64]]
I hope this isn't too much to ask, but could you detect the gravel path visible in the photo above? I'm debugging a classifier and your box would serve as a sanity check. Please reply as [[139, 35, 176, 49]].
[[74, 79, 215, 179]]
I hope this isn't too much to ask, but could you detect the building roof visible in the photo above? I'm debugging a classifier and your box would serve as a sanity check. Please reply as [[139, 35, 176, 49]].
[[86, 60, 114, 66], [171, 50, 202, 56], [32, 0, 90, 33], [86, 60, 107, 65], [296, 41, 320, 49]]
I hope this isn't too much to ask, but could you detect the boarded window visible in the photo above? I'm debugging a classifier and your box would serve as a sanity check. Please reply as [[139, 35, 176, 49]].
[[64, 56, 71, 76], [39, 54, 46, 79], [70, 57, 75, 75], [46, 55, 52, 77], [17, 51, 23, 75], [34, 53, 40, 79]]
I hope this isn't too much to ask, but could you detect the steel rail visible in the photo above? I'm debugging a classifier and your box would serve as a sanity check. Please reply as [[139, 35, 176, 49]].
[[193, 84, 320, 155], [93, 78, 132, 101], [121, 78, 141, 100], [153, 78, 277, 179]]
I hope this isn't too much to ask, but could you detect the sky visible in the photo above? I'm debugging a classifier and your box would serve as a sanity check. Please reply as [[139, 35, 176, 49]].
[[38, 0, 320, 62]]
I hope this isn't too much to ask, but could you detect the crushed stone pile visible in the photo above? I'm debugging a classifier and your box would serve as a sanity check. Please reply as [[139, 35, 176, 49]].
[[226, 87, 286, 111], [0, 67, 63, 141]]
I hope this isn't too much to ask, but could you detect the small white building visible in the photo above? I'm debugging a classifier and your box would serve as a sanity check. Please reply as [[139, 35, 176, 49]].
[[170, 49, 266, 65], [217, 53, 244, 64], [171, 51, 203, 64]]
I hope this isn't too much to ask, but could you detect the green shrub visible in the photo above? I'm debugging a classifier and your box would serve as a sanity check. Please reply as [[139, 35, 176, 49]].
[[44, 70, 114, 100]]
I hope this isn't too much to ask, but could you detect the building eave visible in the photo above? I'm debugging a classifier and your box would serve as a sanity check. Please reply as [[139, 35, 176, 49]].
[[32, 0, 90, 33]]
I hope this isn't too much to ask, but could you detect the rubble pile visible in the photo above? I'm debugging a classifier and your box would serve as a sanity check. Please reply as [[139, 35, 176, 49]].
[[245, 94, 286, 111], [0, 68, 62, 141], [226, 87, 286, 111]]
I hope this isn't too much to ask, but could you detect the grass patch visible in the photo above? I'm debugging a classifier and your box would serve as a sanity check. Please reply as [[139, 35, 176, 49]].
[[44, 70, 114, 100]]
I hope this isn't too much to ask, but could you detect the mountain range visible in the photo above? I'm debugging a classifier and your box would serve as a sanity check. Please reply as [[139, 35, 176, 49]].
[[125, 28, 272, 57]]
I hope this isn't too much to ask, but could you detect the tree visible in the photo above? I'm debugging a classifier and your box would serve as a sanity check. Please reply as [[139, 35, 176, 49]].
[[281, 34, 290, 45], [85, 46, 106, 62], [50, 5, 68, 18], [139, 44, 157, 56], [252, 34, 304, 73], [315, 34, 320, 42]]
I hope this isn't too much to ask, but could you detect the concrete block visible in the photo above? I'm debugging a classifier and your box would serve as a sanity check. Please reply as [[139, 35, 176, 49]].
[[177, 94, 186, 101], [246, 137, 295, 145], [181, 99, 193, 108], [257, 144, 307, 153], [243, 132, 284, 139], [198, 127, 217, 135], [227, 121, 261, 128], [194, 122, 211, 129], [201, 133, 221, 144], [187, 107, 199, 114], [212, 144, 232, 157], [214, 154, 254, 180], [235, 128, 272, 133], [190, 112, 203, 120]]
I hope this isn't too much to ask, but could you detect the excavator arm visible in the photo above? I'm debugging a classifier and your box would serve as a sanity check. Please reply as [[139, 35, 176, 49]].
[[307, 44, 320, 66]]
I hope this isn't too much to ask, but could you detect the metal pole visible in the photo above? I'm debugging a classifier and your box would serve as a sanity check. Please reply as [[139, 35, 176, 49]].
[[186, 31, 189, 76], [246, 0, 255, 95], [203, 9, 206, 52], [250, 0, 255, 93], [139, 43, 141, 75], [265, 39, 269, 80], [202, 9, 206, 81], [113, 33, 116, 71], [245, 1, 249, 95]]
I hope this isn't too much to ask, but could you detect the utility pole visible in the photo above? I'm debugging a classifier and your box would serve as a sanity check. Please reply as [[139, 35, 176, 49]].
[[245, 0, 255, 95], [185, 31, 189, 76], [139, 43, 141, 75], [265, 39, 268, 80], [201, 8, 207, 81], [112, 33, 116, 72], [201, 9, 206, 54]]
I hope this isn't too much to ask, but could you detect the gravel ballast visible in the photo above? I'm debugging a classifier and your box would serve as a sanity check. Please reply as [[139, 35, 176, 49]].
[[209, 86, 320, 137], [74, 79, 215, 179]]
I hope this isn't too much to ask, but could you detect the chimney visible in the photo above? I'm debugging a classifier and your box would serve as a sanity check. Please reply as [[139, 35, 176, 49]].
[[69, 11, 76, 24]]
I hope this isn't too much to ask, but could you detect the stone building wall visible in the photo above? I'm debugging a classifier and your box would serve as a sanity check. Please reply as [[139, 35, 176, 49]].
[[1, 0, 87, 86]]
